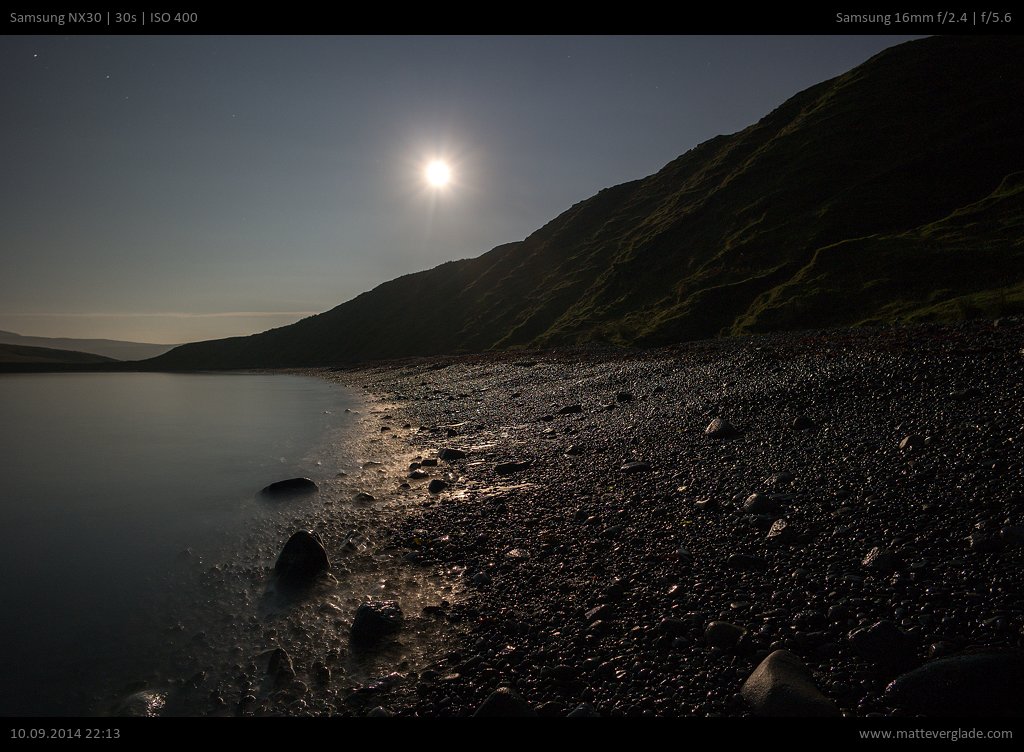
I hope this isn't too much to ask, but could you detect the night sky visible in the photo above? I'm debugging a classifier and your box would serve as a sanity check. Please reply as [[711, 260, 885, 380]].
[[0, 35, 919, 344]]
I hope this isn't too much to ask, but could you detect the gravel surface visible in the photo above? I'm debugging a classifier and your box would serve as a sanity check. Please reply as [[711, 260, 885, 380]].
[[314, 319, 1024, 717]]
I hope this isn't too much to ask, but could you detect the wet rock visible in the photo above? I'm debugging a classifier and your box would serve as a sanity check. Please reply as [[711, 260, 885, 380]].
[[495, 460, 532, 475], [885, 652, 1024, 716], [862, 546, 901, 574], [619, 461, 651, 474], [741, 650, 839, 717], [427, 479, 448, 494], [351, 601, 404, 645], [439, 447, 468, 461], [115, 690, 166, 717], [473, 687, 537, 717], [705, 621, 747, 650], [705, 418, 739, 439], [848, 620, 915, 670], [274, 530, 330, 584], [260, 477, 318, 497]]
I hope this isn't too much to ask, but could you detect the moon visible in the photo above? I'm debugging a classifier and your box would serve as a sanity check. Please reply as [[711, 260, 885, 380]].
[[424, 160, 452, 188]]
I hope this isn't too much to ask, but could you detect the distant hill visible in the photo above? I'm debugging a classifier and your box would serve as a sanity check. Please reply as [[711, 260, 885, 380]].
[[150, 35, 1024, 370], [0, 343, 118, 365], [0, 331, 177, 361]]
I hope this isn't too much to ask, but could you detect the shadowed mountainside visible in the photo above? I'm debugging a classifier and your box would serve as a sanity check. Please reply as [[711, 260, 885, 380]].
[[150, 36, 1024, 369], [0, 343, 119, 364], [0, 330, 177, 361]]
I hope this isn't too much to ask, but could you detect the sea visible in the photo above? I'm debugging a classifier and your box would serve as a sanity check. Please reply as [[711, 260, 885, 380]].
[[0, 372, 361, 716]]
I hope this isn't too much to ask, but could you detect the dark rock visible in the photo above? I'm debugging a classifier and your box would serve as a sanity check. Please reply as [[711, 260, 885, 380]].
[[408, 468, 429, 479], [263, 647, 295, 687], [619, 461, 651, 474], [427, 479, 448, 494], [862, 547, 901, 574], [350, 601, 404, 645], [115, 690, 166, 717], [367, 706, 392, 717], [885, 652, 1024, 716], [615, 392, 634, 403], [766, 518, 798, 544], [558, 404, 584, 414], [274, 530, 330, 583], [473, 687, 537, 717], [728, 553, 767, 570], [705, 418, 739, 439], [439, 447, 468, 461], [791, 415, 815, 430], [658, 617, 689, 636], [567, 702, 601, 717], [705, 621, 748, 650], [969, 524, 1004, 553], [764, 471, 795, 487], [744, 492, 780, 514], [495, 460, 532, 475], [899, 434, 926, 452], [260, 477, 318, 497], [741, 650, 840, 717], [848, 620, 915, 669], [353, 491, 376, 503]]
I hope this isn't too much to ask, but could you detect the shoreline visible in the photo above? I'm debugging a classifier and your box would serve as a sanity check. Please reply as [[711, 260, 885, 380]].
[[315, 318, 1024, 717]]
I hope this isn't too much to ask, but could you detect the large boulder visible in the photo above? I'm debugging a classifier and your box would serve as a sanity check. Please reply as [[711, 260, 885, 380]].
[[274, 530, 330, 584], [350, 601, 404, 645], [885, 651, 1024, 716], [741, 650, 840, 717], [260, 477, 319, 497]]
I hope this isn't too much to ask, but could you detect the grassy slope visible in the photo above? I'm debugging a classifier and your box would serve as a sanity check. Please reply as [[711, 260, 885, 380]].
[[735, 172, 1024, 331], [150, 36, 1024, 369]]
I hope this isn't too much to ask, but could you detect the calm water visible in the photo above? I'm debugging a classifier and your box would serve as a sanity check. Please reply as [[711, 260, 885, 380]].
[[0, 372, 359, 716]]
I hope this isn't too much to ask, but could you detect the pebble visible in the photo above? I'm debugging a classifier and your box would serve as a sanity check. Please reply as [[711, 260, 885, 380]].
[[705, 621, 748, 650], [862, 546, 901, 574], [705, 418, 739, 439]]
